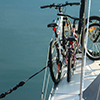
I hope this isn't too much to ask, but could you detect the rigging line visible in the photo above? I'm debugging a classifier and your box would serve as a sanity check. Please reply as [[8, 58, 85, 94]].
[[25, 65, 48, 82], [44, 73, 50, 100], [41, 45, 50, 100], [41, 28, 55, 100], [0, 65, 48, 99], [41, 33, 55, 100], [41, 66, 48, 100], [43, 44, 51, 100]]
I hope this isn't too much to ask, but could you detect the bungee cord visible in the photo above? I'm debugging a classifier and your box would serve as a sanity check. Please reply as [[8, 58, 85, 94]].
[[0, 23, 55, 99], [0, 65, 48, 99]]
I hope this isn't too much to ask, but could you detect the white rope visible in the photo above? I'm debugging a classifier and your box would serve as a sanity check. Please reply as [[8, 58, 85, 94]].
[[80, 0, 91, 100]]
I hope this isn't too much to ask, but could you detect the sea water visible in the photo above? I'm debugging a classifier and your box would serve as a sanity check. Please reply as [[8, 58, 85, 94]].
[[0, 0, 99, 100]]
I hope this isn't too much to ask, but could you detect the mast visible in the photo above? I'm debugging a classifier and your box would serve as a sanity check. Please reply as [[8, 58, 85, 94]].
[[79, 0, 91, 100], [78, 0, 87, 100], [78, 0, 87, 35]]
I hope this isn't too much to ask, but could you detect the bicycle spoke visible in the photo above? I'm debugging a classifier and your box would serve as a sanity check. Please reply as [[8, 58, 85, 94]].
[[87, 42, 92, 49]]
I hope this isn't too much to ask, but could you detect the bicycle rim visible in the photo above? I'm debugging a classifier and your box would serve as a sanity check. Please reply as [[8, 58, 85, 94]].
[[85, 23, 100, 60]]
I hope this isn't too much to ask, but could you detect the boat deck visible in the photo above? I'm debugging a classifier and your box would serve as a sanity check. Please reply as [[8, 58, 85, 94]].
[[49, 56, 100, 100]]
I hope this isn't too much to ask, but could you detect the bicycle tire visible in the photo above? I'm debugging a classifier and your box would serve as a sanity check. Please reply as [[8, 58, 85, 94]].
[[86, 16, 100, 25], [81, 16, 100, 47], [48, 40, 62, 84], [83, 23, 100, 60], [67, 49, 72, 82], [61, 18, 72, 63]]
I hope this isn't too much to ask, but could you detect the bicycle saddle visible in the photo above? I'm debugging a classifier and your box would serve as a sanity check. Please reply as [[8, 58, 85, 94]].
[[47, 22, 58, 27]]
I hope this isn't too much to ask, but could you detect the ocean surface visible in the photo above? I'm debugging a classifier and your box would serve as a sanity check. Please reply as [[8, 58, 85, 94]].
[[0, 0, 99, 100]]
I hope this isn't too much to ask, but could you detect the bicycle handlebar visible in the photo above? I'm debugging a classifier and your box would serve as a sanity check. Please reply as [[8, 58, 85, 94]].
[[62, 2, 81, 6], [40, 2, 81, 9], [40, 3, 56, 9]]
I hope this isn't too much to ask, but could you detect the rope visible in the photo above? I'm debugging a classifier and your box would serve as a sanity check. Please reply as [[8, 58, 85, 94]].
[[0, 65, 48, 99]]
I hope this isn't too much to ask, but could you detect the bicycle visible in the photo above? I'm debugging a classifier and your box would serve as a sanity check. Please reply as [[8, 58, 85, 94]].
[[58, 13, 82, 82], [81, 16, 100, 60], [40, 2, 81, 84]]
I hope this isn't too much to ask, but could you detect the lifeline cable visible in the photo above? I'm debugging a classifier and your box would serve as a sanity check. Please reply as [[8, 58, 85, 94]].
[[41, 44, 50, 100], [0, 65, 48, 99]]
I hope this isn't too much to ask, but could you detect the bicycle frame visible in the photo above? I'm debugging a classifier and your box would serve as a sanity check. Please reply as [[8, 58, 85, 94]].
[[56, 13, 64, 62]]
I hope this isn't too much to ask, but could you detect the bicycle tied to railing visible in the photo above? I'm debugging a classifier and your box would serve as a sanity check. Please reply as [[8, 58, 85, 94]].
[[41, 2, 81, 84]]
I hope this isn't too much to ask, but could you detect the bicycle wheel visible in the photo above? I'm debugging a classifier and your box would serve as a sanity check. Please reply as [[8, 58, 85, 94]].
[[81, 16, 100, 47], [86, 16, 100, 25], [84, 23, 100, 60], [67, 49, 73, 82], [49, 40, 62, 84]]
